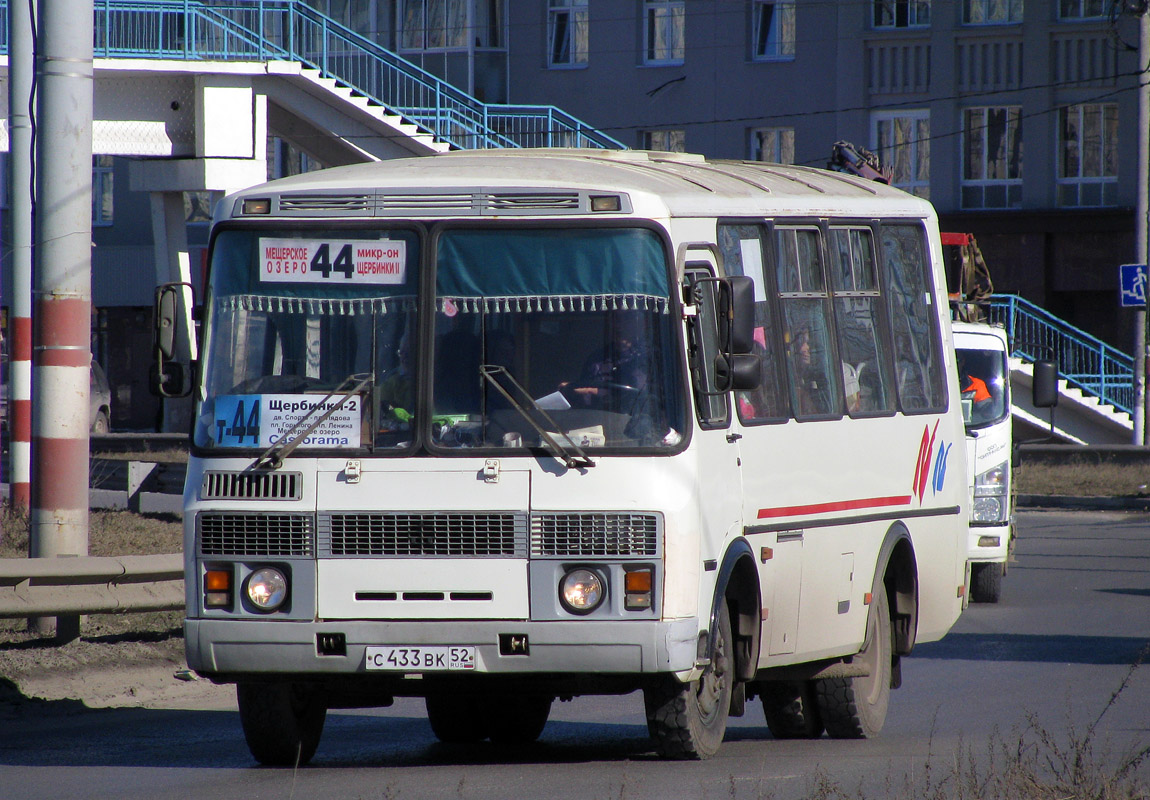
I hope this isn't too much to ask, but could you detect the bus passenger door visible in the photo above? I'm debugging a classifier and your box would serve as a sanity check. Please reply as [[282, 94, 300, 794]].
[[683, 262, 745, 590]]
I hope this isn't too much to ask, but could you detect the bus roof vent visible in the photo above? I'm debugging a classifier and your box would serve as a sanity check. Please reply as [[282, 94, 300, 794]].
[[277, 194, 374, 214], [484, 192, 581, 211], [376, 193, 475, 212]]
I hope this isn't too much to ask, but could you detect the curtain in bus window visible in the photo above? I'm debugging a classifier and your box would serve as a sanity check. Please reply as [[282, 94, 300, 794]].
[[880, 224, 947, 413], [829, 228, 894, 415], [718, 224, 788, 421], [777, 228, 840, 419], [436, 228, 670, 308]]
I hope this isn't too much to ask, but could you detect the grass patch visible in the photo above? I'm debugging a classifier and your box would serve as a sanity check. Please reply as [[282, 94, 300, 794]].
[[1016, 460, 1150, 498], [0, 502, 181, 558]]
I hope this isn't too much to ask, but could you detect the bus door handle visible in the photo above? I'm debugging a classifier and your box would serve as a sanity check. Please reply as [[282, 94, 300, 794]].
[[726, 433, 742, 443]]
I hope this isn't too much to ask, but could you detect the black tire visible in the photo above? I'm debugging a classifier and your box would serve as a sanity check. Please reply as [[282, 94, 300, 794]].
[[760, 680, 824, 739], [425, 693, 490, 743], [236, 682, 327, 766], [815, 588, 892, 739], [488, 694, 553, 744], [970, 562, 1003, 603], [644, 601, 734, 760]]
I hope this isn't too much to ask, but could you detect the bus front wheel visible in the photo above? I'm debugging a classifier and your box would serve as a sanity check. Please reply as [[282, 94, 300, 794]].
[[815, 588, 892, 739], [644, 601, 734, 759], [760, 680, 824, 739], [970, 562, 1003, 603], [236, 681, 327, 766], [425, 693, 490, 743]]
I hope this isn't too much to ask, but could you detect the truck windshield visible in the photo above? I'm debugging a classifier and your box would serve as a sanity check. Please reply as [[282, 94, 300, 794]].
[[431, 227, 686, 450], [956, 346, 1009, 429], [194, 225, 685, 454], [195, 228, 419, 452]]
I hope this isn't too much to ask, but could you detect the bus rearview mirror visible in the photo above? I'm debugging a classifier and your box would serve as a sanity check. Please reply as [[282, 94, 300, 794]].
[[718, 276, 755, 355]]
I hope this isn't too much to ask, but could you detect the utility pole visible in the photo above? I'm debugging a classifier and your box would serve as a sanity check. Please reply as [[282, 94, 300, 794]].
[[6, 0, 34, 511], [30, 0, 94, 640], [1139, 3, 1150, 444]]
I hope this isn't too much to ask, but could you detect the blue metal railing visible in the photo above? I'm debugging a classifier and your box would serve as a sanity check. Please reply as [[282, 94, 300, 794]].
[[988, 294, 1134, 416], [0, 0, 625, 151]]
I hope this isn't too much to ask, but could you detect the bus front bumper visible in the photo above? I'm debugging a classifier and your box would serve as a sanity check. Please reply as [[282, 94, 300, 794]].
[[185, 617, 701, 680]]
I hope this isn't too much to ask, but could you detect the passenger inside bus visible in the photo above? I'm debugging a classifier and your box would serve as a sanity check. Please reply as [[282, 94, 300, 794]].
[[787, 326, 833, 416]]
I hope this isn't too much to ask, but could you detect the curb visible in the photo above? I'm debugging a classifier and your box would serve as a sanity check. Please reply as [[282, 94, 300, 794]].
[[1016, 494, 1150, 512]]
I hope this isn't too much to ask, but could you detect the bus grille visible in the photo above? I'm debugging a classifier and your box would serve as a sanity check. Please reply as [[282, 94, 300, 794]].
[[201, 471, 302, 501], [198, 513, 314, 557], [320, 513, 527, 557], [531, 513, 661, 557]]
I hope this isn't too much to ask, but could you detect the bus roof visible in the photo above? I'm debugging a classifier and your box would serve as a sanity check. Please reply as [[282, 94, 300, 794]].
[[220, 148, 937, 223]]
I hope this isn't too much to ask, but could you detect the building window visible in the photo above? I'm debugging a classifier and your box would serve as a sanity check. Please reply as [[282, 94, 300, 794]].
[[644, 129, 686, 151], [871, 110, 930, 199], [1057, 103, 1118, 207], [963, 0, 1022, 25], [752, 0, 795, 60], [548, 0, 588, 66], [961, 107, 1022, 210], [643, 0, 684, 65], [400, 0, 468, 50], [873, 0, 930, 28], [750, 127, 794, 163], [1058, 0, 1105, 18], [93, 155, 114, 227]]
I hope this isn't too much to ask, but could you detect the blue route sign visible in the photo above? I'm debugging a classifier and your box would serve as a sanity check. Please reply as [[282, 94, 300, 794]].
[[1120, 263, 1148, 307]]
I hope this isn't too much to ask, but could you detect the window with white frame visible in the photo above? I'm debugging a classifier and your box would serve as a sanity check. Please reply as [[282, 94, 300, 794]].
[[1058, 0, 1105, 18], [644, 129, 686, 152], [871, 110, 930, 199], [752, 0, 795, 60], [750, 127, 795, 163], [873, 0, 930, 28], [963, 0, 1022, 24], [643, 0, 684, 65], [1057, 103, 1118, 207], [961, 107, 1022, 210], [92, 155, 114, 227], [548, 0, 588, 66], [400, 0, 468, 50]]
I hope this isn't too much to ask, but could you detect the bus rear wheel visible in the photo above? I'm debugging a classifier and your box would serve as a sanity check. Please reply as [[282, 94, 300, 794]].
[[237, 681, 327, 766], [425, 693, 490, 743], [970, 562, 1003, 603], [760, 680, 824, 739], [489, 694, 553, 744], [815, 588, 892, 739], [644, 601, 733, 760]]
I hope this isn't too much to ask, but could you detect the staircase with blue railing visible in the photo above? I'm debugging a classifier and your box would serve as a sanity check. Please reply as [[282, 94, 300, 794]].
[[988, 294, 1133, 418], [0, 0, 625, 152]]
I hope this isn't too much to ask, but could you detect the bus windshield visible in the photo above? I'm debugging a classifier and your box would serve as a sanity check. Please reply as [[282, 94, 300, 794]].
[[194, 225, 686, 454], [956, 345, 1009, 429], [430, 227, 686, 450]]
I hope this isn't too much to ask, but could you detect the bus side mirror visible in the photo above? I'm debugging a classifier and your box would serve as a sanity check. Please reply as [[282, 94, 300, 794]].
[[152, 282, 194, 398], [715, 353, 762, 392], [717, 276, 755, 355], [1032, 360, 1058, 408]]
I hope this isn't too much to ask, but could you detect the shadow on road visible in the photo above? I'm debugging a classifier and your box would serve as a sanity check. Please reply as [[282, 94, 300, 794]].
[[913, 632, 1150, 665]]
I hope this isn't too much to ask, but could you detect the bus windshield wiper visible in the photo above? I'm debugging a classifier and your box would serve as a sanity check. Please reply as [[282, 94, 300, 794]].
[[252, 372, 374, 471], [479, 365, 594, 470]]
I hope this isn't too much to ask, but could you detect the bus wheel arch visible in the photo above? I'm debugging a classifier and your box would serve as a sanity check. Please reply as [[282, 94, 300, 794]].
[[876, 523, 919, 662], [711, 538, 762, 683]]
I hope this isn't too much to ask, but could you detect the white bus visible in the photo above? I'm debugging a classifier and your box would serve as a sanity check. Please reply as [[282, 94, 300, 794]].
[[156, 149, 969, 764]]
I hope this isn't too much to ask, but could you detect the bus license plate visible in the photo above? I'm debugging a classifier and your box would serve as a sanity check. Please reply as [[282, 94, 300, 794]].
[[366, 646, 476, 671]]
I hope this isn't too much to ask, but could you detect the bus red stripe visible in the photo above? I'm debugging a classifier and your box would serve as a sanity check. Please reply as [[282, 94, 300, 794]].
[[757, 495, 913, 519]]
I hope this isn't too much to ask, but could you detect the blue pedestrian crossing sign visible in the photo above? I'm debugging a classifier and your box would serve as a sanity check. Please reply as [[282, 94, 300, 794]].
[[1120, 263, 1148, 307]]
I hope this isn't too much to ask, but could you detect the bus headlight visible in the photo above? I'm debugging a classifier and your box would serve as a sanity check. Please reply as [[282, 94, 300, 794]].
[[973, 461, 1009, 523], [246, 567, 288, 612], [559, 569, 605, 615]]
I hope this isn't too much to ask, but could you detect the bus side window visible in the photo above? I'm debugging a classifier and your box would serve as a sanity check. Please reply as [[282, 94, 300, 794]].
[[879, 224, 948, 413], [828, 227, 895, 416], [776, 227, 842, 420], [684, 265, 730, 428], [717, 223, 788, 423]]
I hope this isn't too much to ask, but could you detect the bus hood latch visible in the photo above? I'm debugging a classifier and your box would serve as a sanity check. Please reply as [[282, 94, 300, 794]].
[[483, 459, 501, 483]]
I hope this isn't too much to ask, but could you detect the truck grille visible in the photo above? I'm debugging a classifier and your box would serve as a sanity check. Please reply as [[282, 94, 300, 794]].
[[198, 513, 314, 557], [531, 513, 660, 557], [320, 513, 527, 557]]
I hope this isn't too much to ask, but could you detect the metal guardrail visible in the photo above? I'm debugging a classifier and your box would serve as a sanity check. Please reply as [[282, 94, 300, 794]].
[[0, 0, 625, 151], [0, 553, 183, 618], [988, 294, 1134, 416]]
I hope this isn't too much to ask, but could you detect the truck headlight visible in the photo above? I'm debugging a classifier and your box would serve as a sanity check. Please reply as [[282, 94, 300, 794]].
[[559, 568, 605, 615], [973, 461, 1009, 523], [246, 567, 288, 612]]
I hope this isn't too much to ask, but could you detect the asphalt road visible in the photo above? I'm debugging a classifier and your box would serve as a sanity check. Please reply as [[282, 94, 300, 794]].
[[4, 509, 1150, 800]]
